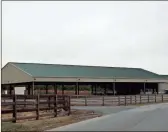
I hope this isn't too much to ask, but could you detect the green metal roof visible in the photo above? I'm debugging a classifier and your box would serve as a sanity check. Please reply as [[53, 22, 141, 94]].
[[160, 75, 168, 79], [9, 62, 162, 79]]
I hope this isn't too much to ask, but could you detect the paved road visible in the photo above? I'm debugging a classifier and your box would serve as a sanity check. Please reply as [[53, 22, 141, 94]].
[[72, 106, 137, 115], [48, 103, 168, 131]]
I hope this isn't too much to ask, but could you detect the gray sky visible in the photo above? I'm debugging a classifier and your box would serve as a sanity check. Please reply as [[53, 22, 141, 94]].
[[2, 1, 168, 74]]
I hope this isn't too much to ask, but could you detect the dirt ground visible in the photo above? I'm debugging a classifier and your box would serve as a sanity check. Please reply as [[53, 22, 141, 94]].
[[2, 109, 102, 132]]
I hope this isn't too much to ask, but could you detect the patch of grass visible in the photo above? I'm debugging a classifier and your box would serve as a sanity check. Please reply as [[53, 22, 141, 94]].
[[2, 122, 32, 132], [2, 109, 101, 132]]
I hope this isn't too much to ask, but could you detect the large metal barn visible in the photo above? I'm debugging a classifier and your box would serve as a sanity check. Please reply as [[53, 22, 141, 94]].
[[1, 62, 168, 95]]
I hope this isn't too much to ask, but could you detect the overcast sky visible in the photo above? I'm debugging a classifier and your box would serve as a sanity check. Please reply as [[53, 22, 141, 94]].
[[2, 1, 168, 74]]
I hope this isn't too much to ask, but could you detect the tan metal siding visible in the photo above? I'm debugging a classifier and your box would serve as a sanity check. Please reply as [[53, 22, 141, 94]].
[[159, 83, 168, 91], [2, 63, 33, 84]]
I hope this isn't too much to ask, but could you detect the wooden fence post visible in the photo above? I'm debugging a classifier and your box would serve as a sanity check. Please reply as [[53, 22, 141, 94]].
[[36, 94, 39, 120], [118, 96, 120, 106], [12, 95, 17, 123], [24, 96, 26, 108], [85, 96, 87, 106], [54, 95, 57, 117], [2, 94, 72, 122], [24, 90, 28, 95], [125, 96, 126, 106], [68, 96, 71, 115], [162, 94, 163, 102], [155, 94, 156, 103], [111, 96, 113, 105], [12, 90, 15, 95], [63, 96, 66, 108], [148, 94, 149, 103], [102, 96, 104, 106], [140, 95, 141, 104], [48, 96, 51, 110]]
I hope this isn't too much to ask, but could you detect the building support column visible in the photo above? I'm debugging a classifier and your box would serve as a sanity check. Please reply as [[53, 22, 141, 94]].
[[1, 84, 5, 94], [154, 88, 156, 94], [12, 85, 15, 95], [62, 84, 64, 95], [144, 82, 146, 94], [129, 86, 131, 95], [25, 85, 28, 95], [32, 82, 35, 95], [156, 83, 158, 94], [95, 84, 97, 95], [38, 85, 40, 94], [91, 85, 94, 95], [28, 84, 31, 95], [157, 88, 158, 94], [113, 82, 116, 96], [75, 82, 79, 95], [9, 84, 12, 95], [78, 84, 80, 95], [152, 88, 154, 94], [45, 85, 48, 94], [75, 84, 77, 95], [104, 84, 107, 95], [54, 84, 57, 94]]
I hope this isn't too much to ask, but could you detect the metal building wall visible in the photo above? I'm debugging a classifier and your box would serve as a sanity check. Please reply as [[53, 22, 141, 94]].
[[2, 63, 33, 84], [158, 83, 168, 93]]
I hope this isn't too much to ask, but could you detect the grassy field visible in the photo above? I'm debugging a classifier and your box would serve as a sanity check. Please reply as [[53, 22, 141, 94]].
[[2, 109, 102, 132]]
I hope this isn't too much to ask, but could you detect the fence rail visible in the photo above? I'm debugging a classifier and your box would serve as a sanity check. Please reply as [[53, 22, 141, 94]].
[[70, 94, 168, 106], [1, 94, 71, 123]]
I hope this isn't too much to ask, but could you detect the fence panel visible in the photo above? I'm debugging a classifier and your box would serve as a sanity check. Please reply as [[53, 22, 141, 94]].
[[1, 94, 71, 123], [70, 94, 168, 106]]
